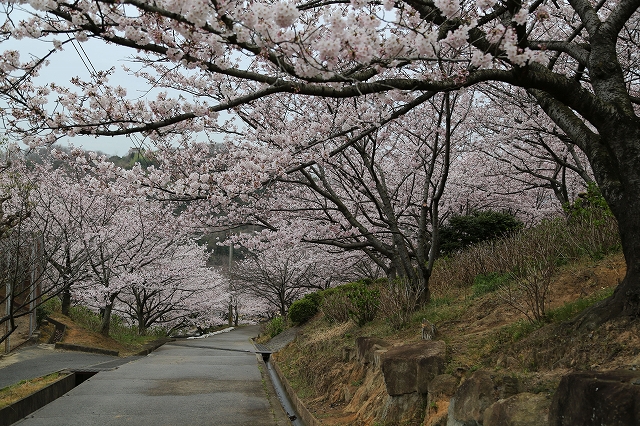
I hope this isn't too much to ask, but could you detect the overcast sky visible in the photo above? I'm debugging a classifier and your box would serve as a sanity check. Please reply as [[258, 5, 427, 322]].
[[3, 33, 141, 156]]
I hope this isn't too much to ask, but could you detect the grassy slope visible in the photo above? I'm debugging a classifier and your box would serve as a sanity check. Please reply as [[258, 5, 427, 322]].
[[274, 251, 640, 424]]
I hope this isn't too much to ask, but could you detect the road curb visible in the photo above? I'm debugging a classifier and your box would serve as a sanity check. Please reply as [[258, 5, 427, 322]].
[[54, 343, 119, 357]]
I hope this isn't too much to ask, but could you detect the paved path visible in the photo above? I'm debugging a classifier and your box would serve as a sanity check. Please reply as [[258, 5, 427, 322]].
[[13, 326, 291, 426], [0, 344, 128, 389]]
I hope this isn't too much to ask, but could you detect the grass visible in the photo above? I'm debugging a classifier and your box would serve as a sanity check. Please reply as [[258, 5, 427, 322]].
[[413, 296, 469, 325], [68, 306, 166, 349], [472, 273, 511, 297], [546, 286, 615, 323], [0, 372, 65, 409]]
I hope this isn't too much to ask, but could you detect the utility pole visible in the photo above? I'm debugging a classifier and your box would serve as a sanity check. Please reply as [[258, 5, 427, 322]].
[[4, 275, 10, 354]]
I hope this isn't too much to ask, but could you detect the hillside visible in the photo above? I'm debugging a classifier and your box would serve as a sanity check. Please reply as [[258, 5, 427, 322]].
[[271, 251, 638, 425]]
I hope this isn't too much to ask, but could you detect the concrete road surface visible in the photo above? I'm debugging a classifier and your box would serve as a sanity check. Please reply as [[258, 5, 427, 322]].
[[0, 345, 126, 389], [14, 325, 291, 426]]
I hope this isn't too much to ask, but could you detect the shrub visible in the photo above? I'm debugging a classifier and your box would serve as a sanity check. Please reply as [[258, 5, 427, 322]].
[[346, 282, 380, 327], [289, 297, 318, 325], [319, 280, 380, 326], [379, 279, 422, 330], [266, 315, 285, 338], [320, 291, 351, 324], [438, 210, 523, 256], [36, 296, 60, 326]]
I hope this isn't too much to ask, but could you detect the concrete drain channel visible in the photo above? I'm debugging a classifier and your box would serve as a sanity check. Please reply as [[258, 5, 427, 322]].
[[255, 344, 305, 426], [0, 367, 109, 426]]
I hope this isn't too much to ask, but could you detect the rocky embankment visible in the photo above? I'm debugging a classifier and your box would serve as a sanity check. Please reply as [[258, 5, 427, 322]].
[[279, 335, 640, 426]]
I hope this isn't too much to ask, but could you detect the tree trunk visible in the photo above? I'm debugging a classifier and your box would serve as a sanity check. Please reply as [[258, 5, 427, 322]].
[[137, 311, 147, 335], [577, 126, 640, 328], [61, 286, 71, 316], [100, 294, 118, 336]]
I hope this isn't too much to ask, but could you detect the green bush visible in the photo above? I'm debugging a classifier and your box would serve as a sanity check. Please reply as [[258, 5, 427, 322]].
[[69, 305, 102, 330], [318, 281, 380, 326], [347, 284, 380, 326], [320, 291, 351, 323], [289, 296, 319, 325], [266, 315, 285, 338], [303, 291, 323, 308], [564, 183, 612, 222], [439, 210, 523, 256]]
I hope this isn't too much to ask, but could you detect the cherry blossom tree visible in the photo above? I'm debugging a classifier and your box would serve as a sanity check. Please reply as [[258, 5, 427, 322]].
[[0, 143, 30, 239], [113, 240, 226, 334], [230, 239, 366, 315], [0, 149, 51, 346], [76, 197, 191, 336], [1, 0, 639, 324], [466, 86, 594, 208], [27, 163, 99, 315], [224, 91, 472, 303]]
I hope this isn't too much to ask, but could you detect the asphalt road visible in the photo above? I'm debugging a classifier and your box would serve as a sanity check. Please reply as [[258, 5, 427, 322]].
[[0, 344, 128, 389], [11, 325, 291, 426]]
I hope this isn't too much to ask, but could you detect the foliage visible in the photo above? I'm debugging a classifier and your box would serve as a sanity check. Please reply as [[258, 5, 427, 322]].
[[318, 281, 380, 326], [69, 305, 102, 331], [379, 279, 423, 330], [347, 283, 380, 327], [472, 273, 510, 298], [319, 290, 352, 324], [288, 293, 320, 325], [439, 210, 523, 256], [431, 215, 619, 293], [266, 315, 286, 338], [563, 184, 620, 260], [494, 319, 543, 345], [564, 183, 613, 223], [36, 296, 61, 326], [413, 296, 466, 326]]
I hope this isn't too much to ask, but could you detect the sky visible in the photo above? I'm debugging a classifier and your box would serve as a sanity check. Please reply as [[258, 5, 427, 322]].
[[2, 7, 227, 157], [4, 34, 140, 156]]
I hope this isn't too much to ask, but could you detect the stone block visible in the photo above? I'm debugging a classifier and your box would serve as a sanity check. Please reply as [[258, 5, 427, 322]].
[[380, 340, 446, 396], [355, 337, 391, 364], [549, 370, 640, 426], [428, 374, 459, 398], [483, 392, 550, 426], [449, 370, 498, 425]]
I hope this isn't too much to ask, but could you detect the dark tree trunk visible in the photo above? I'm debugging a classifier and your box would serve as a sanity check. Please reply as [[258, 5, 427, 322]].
[[576, 125, 640, 328], [100, 294, 118, 336], [61, 287, 71, 316], [137, 311, 147, 335]]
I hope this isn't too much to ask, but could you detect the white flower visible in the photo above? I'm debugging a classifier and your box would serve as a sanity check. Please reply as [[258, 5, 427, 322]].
[[476, 0, 497, 10], [470, 50, 493, 68], [434, 0, 459, 18], [274, 3, 300, 28], [513, 9, 528, 26]]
